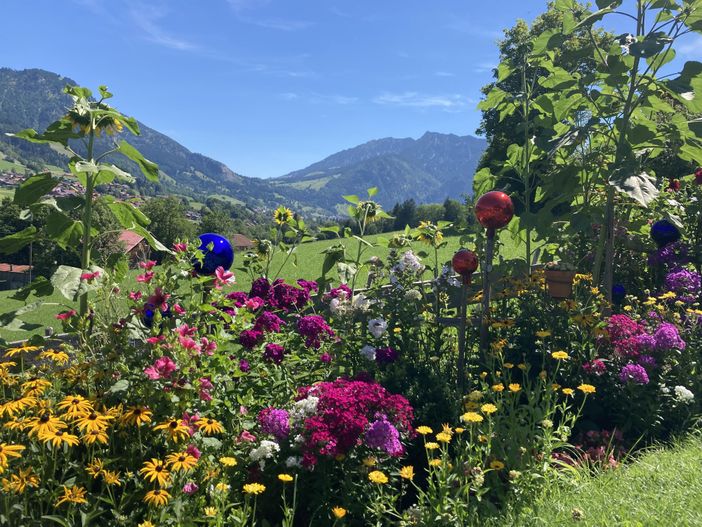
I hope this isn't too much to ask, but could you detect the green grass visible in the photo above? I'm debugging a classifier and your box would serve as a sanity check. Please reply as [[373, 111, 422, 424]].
[[510, 434, 702, 526], [0, 230, 522, 342], [0, 158, 26, 172], [0, 187, 14, 199]]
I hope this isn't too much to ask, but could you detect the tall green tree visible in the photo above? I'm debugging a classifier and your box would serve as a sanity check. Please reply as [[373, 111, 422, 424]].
[[142, 196, 196, 251]]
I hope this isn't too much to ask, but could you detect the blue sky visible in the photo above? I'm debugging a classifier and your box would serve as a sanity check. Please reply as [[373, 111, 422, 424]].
[[2, 1, 700, 178]]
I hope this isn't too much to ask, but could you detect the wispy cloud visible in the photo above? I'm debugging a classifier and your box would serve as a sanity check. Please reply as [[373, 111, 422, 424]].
[[226, 0, 271, 11], [128, 3, 197, 50], [473, 62, 496, 74], [237, 16, 313, 31], [373, 92, 471, 110], [679, 35, 702, 57], [446, 18, 502, 40], [434, 71, 456, 77], [279, 92, 358, 104]]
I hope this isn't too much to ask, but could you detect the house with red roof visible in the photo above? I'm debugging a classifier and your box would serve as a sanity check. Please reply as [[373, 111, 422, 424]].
[[118, 230, 151, 268], [0, 263, 32, 291]]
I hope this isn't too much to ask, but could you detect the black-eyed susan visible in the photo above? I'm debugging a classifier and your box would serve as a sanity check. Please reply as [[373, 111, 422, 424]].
[[39, 348, 69, 365], [278, 473, 294, 483], [21, 378, 51, 397], [578, 383, 596, 394], [1, 467, 39, 494], [165, 452, 198, 472], [86, 458, 105, 478], [144, 488, 172, 507], [489, 460, 505, 470], [57, 395, 93, 419], [332, 506, 347, 519], [40, 429, 80, 448], [153, 419, 190, 443], [4, 344, 39, 357], [243, 482, 266, 495], [55, 485, 88, 507], [102, 470, 121, 486], [0, 443, 25, 470], [121, 406, 153, 427], [368, 470, 388, 484], [82, 429, 109, 445], [25, 411, 67, 438], [140, 459, 171, 487], [399, 466, 414, 480], [195, 417, 224, 435], [74, 411, 112, 433], [0, 396, 37, 418]]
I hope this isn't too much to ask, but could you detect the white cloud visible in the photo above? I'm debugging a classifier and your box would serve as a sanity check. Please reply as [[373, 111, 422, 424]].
[[129, 3, 197, 51], [238, 16, 313, 31], [279, 92, 358, 104], [434, 71, 456, 77], [373, 92, 470, 110]]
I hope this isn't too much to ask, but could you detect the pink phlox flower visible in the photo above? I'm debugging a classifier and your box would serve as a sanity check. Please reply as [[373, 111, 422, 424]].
[[55, 310, 76, 321], [176, 324, 197, 337], [128, 291, 143, 301], [173, 242, 188, 253], [172, 303, 186, 315], [144, 356, 177, 380], [80, 271, 100, 282], [200, 337, 217, 356], [139, 260, 157, 270], [136, 271, 155, 283], [214, 266, 236, 289]]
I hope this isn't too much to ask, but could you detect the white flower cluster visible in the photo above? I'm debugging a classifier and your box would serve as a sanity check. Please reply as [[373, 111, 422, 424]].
[[360, 345, 376, 361], [392, 250, 424, 274], [368, 318, 388, 339], [329, 292, 372, 317], [249, 439, 280, 466], [290, 394, 319, 422], [674, 385, 694, 403]]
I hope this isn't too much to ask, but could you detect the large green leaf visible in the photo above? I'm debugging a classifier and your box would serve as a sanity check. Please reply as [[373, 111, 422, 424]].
[[0, 226, 37, 254], [43, 211, 84, 249], [13, 173, 60, 207], [10, 276, 54, 301], [107, 201, 150, 229], [117, 140, 159, 182], [609, 170, 659, 206]]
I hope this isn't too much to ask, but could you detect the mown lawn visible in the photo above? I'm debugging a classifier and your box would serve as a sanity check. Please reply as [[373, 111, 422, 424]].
[[0, 229, 523, 342], [508, 434, 702, 526]]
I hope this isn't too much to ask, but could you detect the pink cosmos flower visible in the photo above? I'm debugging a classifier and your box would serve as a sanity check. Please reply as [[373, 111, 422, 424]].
[[199, 389, 212, 402], [136, 271, 155, 283], [80, 271, 100, 282], [186, 444, 201, 459], [139, 260, 157, 270], [214, 266, 235, 289], [128, 291, 143, 301], [199, 377, 214, 390], [172, 303, 185, 315], [179, 336, 201, 353], [238, 430, 256, 442], [176, 324, 197, 337], [182, 482, 199, 495], [173, 242, 188, 253], [200, 337, 217, 356], [146, 336, 165, 345], [147, 287, 170, 310], [143, 356, 178, 380], [55, 310, 77, 320]]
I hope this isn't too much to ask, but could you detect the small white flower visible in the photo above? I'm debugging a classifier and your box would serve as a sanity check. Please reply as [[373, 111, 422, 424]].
[[290, 396, 319, 422], [404, 289, 422, 301], [660, 385, 671, 394], [368, 318, 388, 339], [360, 345, 377, 361], [249, 440, 280, 462], [674, 385, 694, 403], [285, 456, 302, 468], [352, 293, 371, 312]]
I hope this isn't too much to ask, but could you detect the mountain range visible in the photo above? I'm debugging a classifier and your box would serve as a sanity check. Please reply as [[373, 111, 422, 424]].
[[0, 67, 486, 215]]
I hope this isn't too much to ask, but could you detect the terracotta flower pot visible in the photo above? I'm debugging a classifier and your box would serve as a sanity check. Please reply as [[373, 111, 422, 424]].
[[545, 270, 576, 299]]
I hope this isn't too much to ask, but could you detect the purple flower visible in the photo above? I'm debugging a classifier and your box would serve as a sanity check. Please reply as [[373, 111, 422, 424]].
[[664, 268, 701, 303], [182, 482, 199, 495], [297, 315, 335, 348], [239, 329, 263, 350], [619, 363, 649, 385], [258, 408, 290, 439], [653, 322, 686, 351], [250, 278, 272, 300], [263, 343, 286, 364], [320, 352, 332, 363], [239, 359, 250, 372], [226, 291, 249, 307], [297, 279, 319, 292], [636, 354, 657, 369], [375, 346, 399, 365], [633, 334, 656, 353], [648, 241, 689, 269], [254, 311, 285, 333], [325, 284, 353, 301], [365, 415, 403, 456]]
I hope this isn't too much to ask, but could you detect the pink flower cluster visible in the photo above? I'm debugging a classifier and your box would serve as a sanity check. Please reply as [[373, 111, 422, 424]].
[[295, 379, 414, 467]]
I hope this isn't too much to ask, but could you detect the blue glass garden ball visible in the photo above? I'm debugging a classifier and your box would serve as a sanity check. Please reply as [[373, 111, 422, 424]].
[[612, 284, 626, 305], [650, 220, 681, 248], [195, 233, 234, 275], [143, 305, 155, 328]]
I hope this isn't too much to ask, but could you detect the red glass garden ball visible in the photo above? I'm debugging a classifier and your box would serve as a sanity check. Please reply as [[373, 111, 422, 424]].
[[452, 249, 479, 277], [475, 191, 514, 230]]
